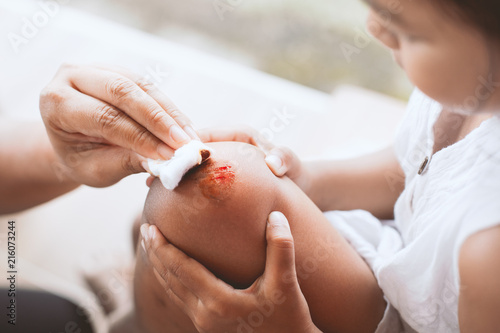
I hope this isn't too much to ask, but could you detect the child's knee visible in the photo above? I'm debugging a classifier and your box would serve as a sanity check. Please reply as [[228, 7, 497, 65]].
[[142, 141, 284, 287]]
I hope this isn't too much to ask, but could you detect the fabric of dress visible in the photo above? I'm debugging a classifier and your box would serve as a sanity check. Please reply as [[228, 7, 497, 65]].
[[325, 88, 500, 332]]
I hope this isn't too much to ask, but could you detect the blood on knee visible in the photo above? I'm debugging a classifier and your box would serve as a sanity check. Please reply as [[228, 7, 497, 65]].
[[199, 163, 236, 200], [184, 161, 237, 201]]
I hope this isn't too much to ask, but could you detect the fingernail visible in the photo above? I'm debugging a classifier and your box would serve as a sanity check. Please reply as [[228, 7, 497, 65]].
[[265, 155, 283, 172], [184, 126, 200, 140], [141, 239, 147, 253], [148, 225, 156, 240], [170, 125, 191, 144], [157, 143, 174, 160], [268, 211, 290, 230], [140, 224, 149, 241]]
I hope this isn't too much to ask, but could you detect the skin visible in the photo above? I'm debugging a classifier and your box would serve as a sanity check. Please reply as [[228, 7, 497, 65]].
[[367, 0, 500, 329], [302, 147, 404, 219], [135, 142, 386, 333], [143, 0, 500, 331], [198, 127, 406, 220], [40, 64, 198, 188], [0, 120, 79, 213], [365, 0, 496, 135], [6, 0, 495, 329], [459, 225, 500, 332], [0, 64, 197, 214]]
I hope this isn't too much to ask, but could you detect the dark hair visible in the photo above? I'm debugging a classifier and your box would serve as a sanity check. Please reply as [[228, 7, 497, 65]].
[[435, 0, 500, 40]]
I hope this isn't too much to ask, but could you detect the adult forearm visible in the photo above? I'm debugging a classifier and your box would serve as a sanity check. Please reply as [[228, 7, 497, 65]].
[[0, 120, 79, 214], [305, 147, 405, 220]]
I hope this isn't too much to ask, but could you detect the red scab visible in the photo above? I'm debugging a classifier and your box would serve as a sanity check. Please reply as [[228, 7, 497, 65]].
[[199, 163, 235, 200]]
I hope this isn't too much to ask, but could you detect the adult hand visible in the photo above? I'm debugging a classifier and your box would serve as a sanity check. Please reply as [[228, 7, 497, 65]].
[[141, 211, 321, 333], [40, 64, 199, 187], [199, 126, 312, 193]]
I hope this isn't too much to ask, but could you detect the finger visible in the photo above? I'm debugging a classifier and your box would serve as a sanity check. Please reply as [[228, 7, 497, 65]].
[[45, 87, 175, 160], [153, 268, 197, 320], [198, 126, 275, 151], [152, 268, 195, 316], [264, 146, 301, 177], [146, 176, 155, 187], [198, 126, 255, 143], [144, 225, 233, 300], [68, 66, 192, 149], [151, 264, 200, 318], [263, 212, 298, 290], [68, 147, 148, 187], [97, 65, 200, 140], [140, 224, 200, 313], [73, 92, 176, 160]]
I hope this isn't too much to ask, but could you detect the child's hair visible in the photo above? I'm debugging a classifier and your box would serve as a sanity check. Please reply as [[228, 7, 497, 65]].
[[436, 0, 500, 40]]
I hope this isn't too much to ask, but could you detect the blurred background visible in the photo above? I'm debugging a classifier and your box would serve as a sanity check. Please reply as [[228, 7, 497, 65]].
[[67, 0, 413, 100]]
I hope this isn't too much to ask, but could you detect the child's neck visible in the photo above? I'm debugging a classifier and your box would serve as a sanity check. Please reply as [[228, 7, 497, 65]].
[[432, 109, 493, 155]]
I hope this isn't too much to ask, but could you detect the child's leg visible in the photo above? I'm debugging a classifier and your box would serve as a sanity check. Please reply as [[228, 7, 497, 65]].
[[134, 175, 385, 333]]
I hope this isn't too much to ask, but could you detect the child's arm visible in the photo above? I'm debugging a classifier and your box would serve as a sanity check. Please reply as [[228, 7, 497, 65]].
[[304, 147, 405, 220], [458, 225, 500, 332]]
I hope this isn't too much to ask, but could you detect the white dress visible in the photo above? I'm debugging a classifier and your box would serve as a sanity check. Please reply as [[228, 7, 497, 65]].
[[325, 89, 500, 332]]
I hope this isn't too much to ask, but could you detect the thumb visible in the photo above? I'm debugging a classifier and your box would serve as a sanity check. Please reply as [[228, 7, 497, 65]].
[[265, 146, 301, 178], [69, 149, 149, 187], [264, 211, 297, 289], [125, 152, 149, 175]]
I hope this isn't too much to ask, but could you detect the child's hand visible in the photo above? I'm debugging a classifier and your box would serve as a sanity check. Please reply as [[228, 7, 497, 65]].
[[199, 126, 312, 193], [264, 145, 311, 194]]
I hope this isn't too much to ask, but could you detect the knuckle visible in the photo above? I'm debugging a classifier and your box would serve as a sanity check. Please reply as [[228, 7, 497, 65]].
[[276, 145, 294, 162], [270, 235, 295, 250], [169, 260, 185, 279], [105, 77, 138, 102], [135, 78, 157, 93], [121, 153, 139, 175], [158, 266, 170, 281], [152, 261, 171, 283], [39, 88, 71, 125], [39, 87, 67, 109], [94, 104, 121, 131], [164, 105, 183, 120], [130, 128, 154, 151], [147, 105, 169, 125]]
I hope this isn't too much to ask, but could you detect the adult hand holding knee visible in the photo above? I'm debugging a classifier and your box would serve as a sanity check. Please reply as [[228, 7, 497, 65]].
[[40, 64, 198, 187], [141, 211, 322, 333]]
